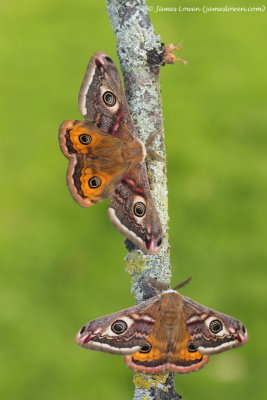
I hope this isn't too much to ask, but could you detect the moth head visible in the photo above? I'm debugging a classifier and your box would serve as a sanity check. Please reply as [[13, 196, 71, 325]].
[[185, 303, 248, 355]]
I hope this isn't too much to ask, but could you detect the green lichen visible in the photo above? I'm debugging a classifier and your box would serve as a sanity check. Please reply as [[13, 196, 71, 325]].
[[133, 371, 170, 391], [125, 251, 150, 277]]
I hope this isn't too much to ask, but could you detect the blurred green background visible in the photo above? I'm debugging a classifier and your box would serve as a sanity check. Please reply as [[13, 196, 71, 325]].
[[0, 0, 266, 399]]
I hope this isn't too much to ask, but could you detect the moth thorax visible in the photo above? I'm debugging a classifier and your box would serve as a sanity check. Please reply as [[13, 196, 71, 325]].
[[124, 139, 146, 165], [159, 293, 184, 327]]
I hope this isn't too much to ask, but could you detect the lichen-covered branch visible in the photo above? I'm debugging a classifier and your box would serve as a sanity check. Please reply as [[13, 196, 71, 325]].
[[107, 0, 180, 399]]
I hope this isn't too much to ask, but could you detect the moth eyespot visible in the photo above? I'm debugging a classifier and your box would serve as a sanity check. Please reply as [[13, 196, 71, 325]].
[[111, 320, 128, 334], [139, 342, 151, 353], [102, 91, 116, 107], [187, 341, 197, 352], [209, 319, 223, 334], [133, 202, 146, 217], [79, 134, 92, 145], [89, 176, 102, 189]]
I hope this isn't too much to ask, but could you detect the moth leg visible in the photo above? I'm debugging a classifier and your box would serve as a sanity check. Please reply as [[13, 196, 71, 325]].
[[145, 131, 165, 162], [147, 149, 165, 162], [145, 130, 158, 148]]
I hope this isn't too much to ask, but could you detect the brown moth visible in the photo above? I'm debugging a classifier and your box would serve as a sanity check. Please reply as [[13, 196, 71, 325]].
[[59, 52, 162, 254], [76, 288, 248, 374]]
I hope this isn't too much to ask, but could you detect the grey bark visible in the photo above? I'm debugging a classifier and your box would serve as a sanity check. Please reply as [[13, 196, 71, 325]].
[[107, 1, 181, 398]]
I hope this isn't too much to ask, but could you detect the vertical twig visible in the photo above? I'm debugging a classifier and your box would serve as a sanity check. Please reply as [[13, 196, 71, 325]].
[[107, 1, 181, 399]]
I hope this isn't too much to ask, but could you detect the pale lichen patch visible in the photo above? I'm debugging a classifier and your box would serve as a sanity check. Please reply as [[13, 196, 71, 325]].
[[133, 371, 170, 391]]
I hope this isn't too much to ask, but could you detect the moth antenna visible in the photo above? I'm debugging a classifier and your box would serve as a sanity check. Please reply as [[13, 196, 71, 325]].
[[173, 276, 192, 291]]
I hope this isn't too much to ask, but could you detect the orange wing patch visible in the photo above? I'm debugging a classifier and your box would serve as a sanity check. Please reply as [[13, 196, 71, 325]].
[[172, 346, 203, 363], [131, 335, 162, 363], [79, 167, 113, 201], [124, 334, 168, 373], [67, 122, 98, 154], [124, 332, 209, 374], [170, 332, 203, 363], [66, 157, 124, 207], [59, 120, 131, 206], [59, 120, 123, 157], [168, 334, 209, 373]]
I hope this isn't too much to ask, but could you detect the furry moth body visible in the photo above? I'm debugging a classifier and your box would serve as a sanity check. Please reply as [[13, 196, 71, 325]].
[[76, 289, 248, 374], [59, 52, 163, 254]]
